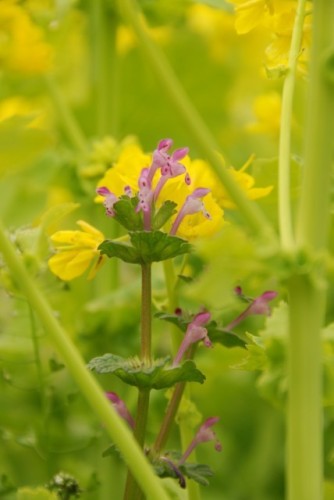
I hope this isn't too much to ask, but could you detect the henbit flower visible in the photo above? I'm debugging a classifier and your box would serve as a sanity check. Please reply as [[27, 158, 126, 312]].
[[170, 188, 211, 236], [96, 140, 224, 240], [179, 416, 222, 465], [153, 146, 190, 201], [48, 220, 105, 281], [96, 186, 119, 217], [172, 310, 212, 366], [225, 288, 278, 331], [106, 392, 135, 429], [136, 167, 154, 230]]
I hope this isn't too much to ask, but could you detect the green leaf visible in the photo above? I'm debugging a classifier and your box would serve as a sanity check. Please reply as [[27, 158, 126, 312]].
[[98, 239, 140, 263], [153, 201, 177, 230], [113, 196, 143, 231], [154, 452, 214, 487], [130, 231, 192, 263], [87, 354, 205, 389], [99, 231, 192, 264], [180, 462, 214, 486]]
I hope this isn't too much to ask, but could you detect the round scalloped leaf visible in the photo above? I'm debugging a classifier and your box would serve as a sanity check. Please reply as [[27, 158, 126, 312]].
[[113, 196, 144, 231], [87, 354, 205, 389], [98, 231, 192, 264]]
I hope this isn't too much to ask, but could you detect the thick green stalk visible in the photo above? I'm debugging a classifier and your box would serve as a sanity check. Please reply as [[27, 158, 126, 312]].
[[287, 1, 334, 499], [0, 224, 170, 500], [116, 0, 276, 243], [123, 263, 152, 500], [278, 0, 307, 250]]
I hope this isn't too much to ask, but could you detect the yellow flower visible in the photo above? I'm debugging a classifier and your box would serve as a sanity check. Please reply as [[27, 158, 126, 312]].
[[48, 221, 105, 281], [187, 4, 236, 62], [181, 156, 272, 210], [246, 92, 282, 136], [0, 2, 52, 74], [0, 96, 47, 128]]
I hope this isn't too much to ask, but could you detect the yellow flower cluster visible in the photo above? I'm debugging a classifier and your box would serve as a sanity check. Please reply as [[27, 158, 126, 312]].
[[0, 1, 52, 74], [228, 0, 311, 75]]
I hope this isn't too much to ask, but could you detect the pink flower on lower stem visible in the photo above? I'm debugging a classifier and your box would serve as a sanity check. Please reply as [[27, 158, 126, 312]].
[[106, 392, 135, 428], [225, 288, 278, 331], [172, 310, 212, 366], [179, 417, 222, 465], [170, 188, 211, 236]]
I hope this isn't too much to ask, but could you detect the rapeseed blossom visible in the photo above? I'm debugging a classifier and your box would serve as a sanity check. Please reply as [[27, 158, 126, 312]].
[[0, 2, 52, 74], [48, 220, 105, 281], [228, 0, 311, 75]]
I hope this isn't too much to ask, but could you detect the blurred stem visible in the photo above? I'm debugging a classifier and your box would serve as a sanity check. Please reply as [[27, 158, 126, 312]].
[[28, 304, 45, 405], [91, 0, 120, 137], [123, 263, 152, 500], [287, 1, 334, 499], [116, 0, 276, 244], [0, 224, 169, 500], [278, 0, 307, 250], [44, 75, 87, 155]]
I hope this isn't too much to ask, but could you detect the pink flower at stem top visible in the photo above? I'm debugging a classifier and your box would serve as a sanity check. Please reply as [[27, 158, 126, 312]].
[[170, 188, 211, 236]]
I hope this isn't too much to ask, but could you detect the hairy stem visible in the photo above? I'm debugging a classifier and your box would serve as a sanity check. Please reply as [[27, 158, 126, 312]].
[[123, 263, 152, 500]]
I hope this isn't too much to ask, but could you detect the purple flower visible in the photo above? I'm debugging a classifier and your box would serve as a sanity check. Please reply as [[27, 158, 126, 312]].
[[136, 168, 154, 230], [170, 188, 211, 236], [172, 310, 212, 366], [153, 147, 190, 201], [179, 416, 222, 465], [225, 288, 278, 331], [106, 392, 135, 428], [96, 186, 119, 217]]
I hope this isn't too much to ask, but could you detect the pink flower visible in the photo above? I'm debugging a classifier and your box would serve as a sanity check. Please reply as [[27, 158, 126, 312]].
[[170, 188, 211, 236], [172, 310, 212, 366], [96, 186, 118, 217], [179, 416, 222, 464], [225, 288, 278, 331], [106, 392, 135, 428]]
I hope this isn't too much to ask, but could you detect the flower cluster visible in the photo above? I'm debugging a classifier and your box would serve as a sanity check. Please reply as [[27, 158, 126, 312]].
[[96, 138, 221, 238], [228, 0, 311, 75], [0, 2, 52, 75]]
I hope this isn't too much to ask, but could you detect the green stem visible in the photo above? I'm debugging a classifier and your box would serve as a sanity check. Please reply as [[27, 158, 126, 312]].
[[287, 2, 334, 499], [116, 0, 276, 243], [44, 75, 87, 155], [123, 263, 152, 500], [278, 0, 307, 250], [153, 381, 186, 454], [0, 224, 170, 500], [161, 261, 202, 500], [141, 263, 152, 361]]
